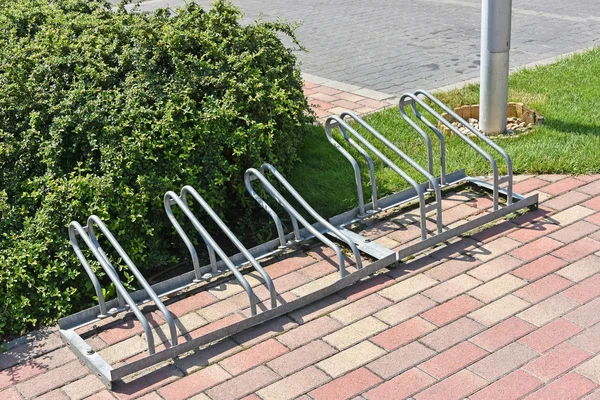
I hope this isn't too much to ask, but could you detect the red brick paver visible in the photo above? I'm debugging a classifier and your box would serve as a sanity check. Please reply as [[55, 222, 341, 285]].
[[541, 177, 587, 195], [309, 368, 381, 400], [421, 295, 483, 326], [218, 339, 288, 376], [512, 254, 567, 281], [470, 316, 536, 352], [524, 342, 591, 382], [564, 274, 600, 304], [519, 318, 584, 353], [419, 341, 488, 379], [365, 369, 435, 400], [414, 370, 487, 400], [526, 372, 597, 400], [470, 370, 542, 400], [158, 365, 229, 400]]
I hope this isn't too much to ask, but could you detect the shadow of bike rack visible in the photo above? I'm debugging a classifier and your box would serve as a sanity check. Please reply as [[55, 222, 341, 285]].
[[59, 91, 538, 388]]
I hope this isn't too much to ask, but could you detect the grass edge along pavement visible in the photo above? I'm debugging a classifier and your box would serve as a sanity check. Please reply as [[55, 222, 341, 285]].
[[288, 46, 600, 219]]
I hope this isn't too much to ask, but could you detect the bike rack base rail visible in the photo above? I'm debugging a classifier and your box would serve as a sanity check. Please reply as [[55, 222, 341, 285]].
[[59, 171, 537, 388]]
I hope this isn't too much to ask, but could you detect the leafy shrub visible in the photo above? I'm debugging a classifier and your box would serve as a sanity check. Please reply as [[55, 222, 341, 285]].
[[0, 0, 312, 338]]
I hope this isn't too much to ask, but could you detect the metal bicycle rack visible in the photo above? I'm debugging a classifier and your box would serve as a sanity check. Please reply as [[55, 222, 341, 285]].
[[59, 90, 538, 388]]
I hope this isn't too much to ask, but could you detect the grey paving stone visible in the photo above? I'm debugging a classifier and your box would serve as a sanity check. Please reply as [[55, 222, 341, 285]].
[[111, 0, 600, 95]]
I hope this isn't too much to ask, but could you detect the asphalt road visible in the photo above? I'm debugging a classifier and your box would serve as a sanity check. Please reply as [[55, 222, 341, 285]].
[[110, 0, 600, 94]]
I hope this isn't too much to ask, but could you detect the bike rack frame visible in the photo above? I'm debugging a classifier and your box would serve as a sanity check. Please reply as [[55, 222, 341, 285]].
[[59, 91, 538, 388]]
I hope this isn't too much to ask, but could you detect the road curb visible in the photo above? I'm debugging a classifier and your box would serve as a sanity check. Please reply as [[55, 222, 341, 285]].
[[432, 45, 598, 93]]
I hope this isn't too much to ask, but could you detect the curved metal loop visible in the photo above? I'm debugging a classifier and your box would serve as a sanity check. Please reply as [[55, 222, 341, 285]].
[[415, 89, 513, 205], [164, 195, 219, 280], [338, 111, 443, 234], [69, 221, 157, 354], [68, 223, 109, 318], [81, 222, 127, 308], [399, 92, 502, 210], [245, 166, 358, 278], [398, 95, 447, 185], [326, 115, 430, 240], [258, 164, 364, 271], [164, 192, 258, 315], [241, 174, 300, 247], [324, 121, 378, 216], [86, 216, 178, 349], [180, 185, 277, 310]]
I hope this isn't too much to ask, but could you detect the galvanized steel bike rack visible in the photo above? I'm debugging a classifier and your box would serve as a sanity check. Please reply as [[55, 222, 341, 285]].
[[59, 91, 538, 388]]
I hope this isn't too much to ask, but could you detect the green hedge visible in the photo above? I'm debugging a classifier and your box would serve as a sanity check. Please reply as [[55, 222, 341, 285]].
[[0, 0, 312, 338]]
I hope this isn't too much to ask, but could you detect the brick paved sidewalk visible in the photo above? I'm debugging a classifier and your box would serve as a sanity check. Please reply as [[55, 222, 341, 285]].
[[2, 173, 600, 400], [302, 74, 397, 120]]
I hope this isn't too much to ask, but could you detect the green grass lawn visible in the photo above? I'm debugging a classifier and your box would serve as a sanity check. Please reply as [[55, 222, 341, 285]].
[[287, 47, 600, 218]]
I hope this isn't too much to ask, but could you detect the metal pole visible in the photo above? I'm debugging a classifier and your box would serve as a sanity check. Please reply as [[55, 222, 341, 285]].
[[479, 0, 512, 135]]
